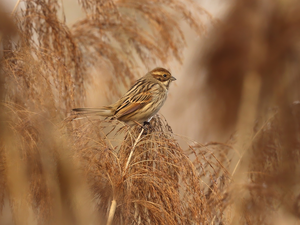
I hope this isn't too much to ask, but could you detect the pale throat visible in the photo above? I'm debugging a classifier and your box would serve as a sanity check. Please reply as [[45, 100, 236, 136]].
[[162, 80, 170, 91]]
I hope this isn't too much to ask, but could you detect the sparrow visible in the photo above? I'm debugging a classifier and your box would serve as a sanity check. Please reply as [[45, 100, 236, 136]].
[[73, 67, 176, 125]]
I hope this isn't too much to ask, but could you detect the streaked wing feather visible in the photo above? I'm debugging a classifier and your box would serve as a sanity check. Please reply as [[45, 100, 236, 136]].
[[115, 91, 152, 118]]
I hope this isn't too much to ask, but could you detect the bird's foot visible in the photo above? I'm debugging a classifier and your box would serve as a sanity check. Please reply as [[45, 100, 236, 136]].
[[133, 121, 151, 135], [143, 121, 150, 126], [142, 121, 152, 135]]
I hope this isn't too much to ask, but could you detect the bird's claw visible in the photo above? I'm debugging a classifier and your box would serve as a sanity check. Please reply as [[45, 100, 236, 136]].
[[142, 121, 152, 135]]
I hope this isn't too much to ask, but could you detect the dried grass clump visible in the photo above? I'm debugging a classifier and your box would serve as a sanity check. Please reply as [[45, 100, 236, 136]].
[[3, 0, 85, 116], [1, 102, 94, 224], [69, 114, 231, 224]]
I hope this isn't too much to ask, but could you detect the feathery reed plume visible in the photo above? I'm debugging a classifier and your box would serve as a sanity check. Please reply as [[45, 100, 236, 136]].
[[70, 114, 231, 224], [1, 103, 96, 224]]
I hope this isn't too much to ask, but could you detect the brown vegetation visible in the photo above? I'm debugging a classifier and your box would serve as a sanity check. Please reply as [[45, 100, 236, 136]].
[[1, 0, 300, 224]]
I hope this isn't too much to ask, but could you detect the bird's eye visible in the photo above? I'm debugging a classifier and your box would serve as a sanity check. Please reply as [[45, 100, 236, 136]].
[[163, 74, 167, 78]]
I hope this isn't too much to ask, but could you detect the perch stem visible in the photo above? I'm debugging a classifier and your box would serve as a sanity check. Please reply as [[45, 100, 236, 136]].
[[124, 128, 144, 171], [106, 199, 117, 225]]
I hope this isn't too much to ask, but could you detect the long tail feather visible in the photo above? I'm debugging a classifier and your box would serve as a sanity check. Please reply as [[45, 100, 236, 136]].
[[72, 107, 114, 117]]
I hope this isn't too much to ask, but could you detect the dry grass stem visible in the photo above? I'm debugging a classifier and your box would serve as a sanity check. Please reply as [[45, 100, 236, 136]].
[[107, 199, 117, 225], [124, 127, 144, 172]]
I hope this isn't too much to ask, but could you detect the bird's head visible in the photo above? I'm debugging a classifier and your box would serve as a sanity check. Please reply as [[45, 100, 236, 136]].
[[150, 67, 176, 89]]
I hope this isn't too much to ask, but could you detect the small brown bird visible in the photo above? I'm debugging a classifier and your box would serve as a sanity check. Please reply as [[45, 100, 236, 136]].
[[73, 67, 176, 125]]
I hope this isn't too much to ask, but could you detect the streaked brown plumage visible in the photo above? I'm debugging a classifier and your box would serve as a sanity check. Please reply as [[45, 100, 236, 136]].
[[73, 67, 176, 125]]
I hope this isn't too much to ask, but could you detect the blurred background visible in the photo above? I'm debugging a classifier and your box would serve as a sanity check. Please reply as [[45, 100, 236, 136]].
[[1, 0, 300, 224]]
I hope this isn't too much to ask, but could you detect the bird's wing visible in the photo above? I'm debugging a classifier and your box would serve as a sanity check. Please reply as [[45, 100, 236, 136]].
[[114, 91, 152, 118]]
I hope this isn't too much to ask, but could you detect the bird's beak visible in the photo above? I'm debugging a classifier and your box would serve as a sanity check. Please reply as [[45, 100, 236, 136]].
[[171, 76, 176, 81]]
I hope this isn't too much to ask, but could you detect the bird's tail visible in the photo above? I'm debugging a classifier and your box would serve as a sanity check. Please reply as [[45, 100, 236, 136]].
[[72, 107, 114, 117]]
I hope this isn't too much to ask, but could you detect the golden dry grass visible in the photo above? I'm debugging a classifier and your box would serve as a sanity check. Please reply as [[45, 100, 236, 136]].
[[1, 0, 300, 225]]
